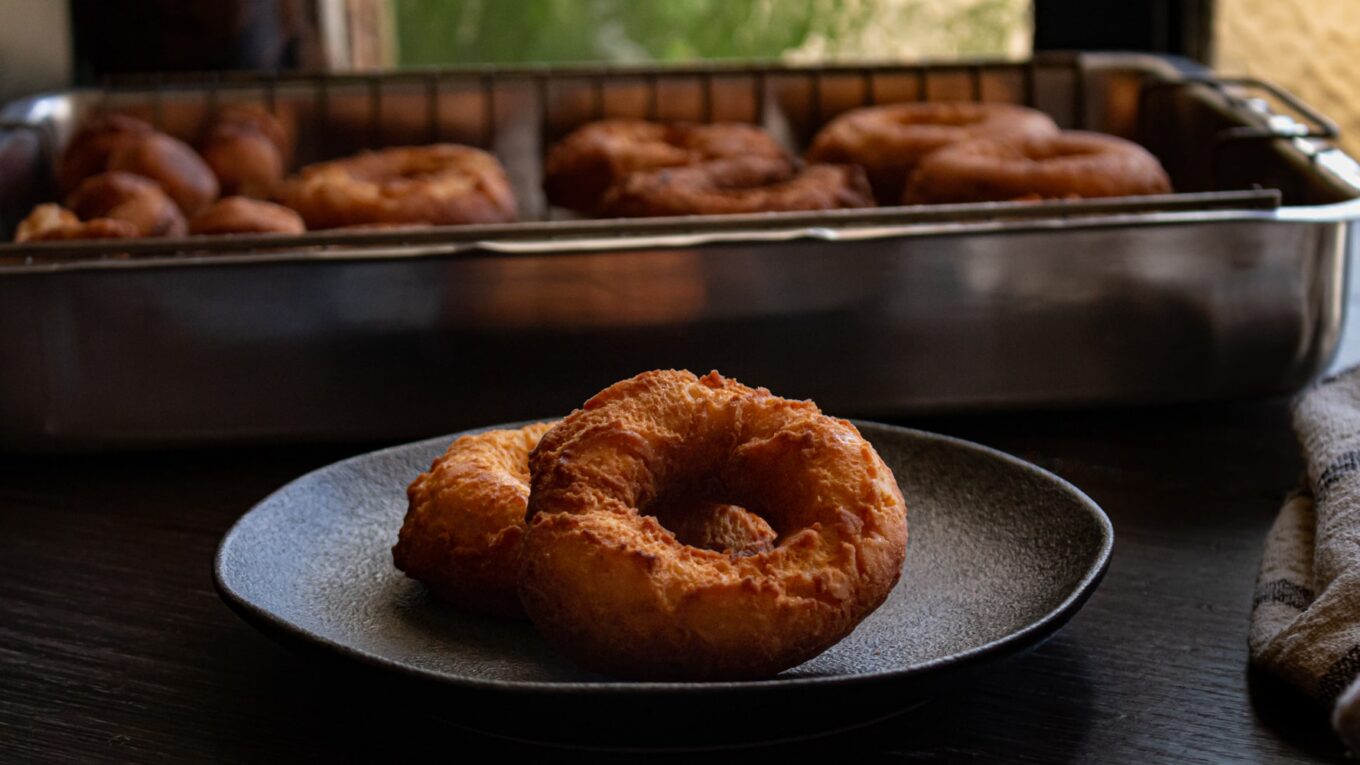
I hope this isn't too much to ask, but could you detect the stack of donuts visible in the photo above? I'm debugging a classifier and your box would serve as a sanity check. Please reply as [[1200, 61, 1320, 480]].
[[543, 102, 1170, 218], [20, 109, 302, 242], [394, 369, 910, 680], [542, 119, 875, 217], [14, 107, 517, 242], [806, 101, 1172, 204]]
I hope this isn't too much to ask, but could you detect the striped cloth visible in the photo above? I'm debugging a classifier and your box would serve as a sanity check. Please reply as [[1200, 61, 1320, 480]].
[[1251, 366, 1360, 749]]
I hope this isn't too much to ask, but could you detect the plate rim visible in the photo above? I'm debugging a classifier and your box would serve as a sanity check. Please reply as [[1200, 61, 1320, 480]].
[[214, 419, 1114, 695]]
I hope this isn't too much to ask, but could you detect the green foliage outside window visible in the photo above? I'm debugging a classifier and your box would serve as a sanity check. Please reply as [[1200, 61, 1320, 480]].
[[395, 0, 1030, 66]]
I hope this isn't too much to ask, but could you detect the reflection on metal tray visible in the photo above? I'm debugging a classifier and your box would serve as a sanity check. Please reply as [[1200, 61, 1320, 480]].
[[0, 53, 1356, 449]]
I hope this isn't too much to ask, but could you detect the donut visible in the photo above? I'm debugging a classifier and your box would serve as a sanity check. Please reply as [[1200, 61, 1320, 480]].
[[902, 131, 1173, 205], [274, 144, 517, 229], [200, 105, 291, 199], [65, 172, 187, 237], [189, 196, 305, 235], [519, 370, 908, 680], [543, 120, 788, 214], [13, 204, 139, 242], [208, 104, 291, 158], [57, 113, 155, 194], [806, 102, 1059, 203], [395, 421, 776, 618], [597, 157, 874, 218], [107, 131, 220, 216]]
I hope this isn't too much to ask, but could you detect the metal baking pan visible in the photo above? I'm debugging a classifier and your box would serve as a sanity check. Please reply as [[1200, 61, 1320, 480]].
[[0, 52, 1356, 449]]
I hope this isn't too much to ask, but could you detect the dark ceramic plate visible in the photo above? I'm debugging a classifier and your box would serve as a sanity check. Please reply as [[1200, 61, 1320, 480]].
[[215, 421, 1112, 750]]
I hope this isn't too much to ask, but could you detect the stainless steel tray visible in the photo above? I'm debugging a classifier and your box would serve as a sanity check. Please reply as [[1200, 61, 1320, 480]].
[[0, 52, 1357, 449]]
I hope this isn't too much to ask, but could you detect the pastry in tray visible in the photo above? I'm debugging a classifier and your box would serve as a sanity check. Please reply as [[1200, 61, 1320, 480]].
[[902, 130, 1173, 204], [274, 144, 517, 229], [17, 171, 184, 242], [199, 104, 292, 200]]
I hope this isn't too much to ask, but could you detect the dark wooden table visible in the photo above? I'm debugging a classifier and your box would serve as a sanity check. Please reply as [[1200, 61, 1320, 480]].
[[0, 394, 1353, 763]]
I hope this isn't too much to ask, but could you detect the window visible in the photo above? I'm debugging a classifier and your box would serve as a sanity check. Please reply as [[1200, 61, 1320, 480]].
[[393, 0, 1032, 67]]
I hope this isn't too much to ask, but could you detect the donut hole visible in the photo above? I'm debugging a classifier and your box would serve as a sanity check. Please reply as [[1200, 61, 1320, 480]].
[[641, 491, 777, 556], [626, 419, 847, 554]]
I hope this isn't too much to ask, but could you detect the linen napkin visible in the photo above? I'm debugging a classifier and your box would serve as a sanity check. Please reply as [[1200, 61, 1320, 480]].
[[1250, 365, 1360, 749]]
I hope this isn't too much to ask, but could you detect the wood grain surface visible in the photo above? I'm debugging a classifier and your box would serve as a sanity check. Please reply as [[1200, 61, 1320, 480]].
[[0, 397, 1350, 763]]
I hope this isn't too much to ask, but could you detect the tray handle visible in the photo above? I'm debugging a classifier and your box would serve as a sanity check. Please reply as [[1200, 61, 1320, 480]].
[[1206, 77, 1339, 149], [1138, 74, 1360, 217], [1198, 82, 1360, 223], [1140, 75, 1339, 145]]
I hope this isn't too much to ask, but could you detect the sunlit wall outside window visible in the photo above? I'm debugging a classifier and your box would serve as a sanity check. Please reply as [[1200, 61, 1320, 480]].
[[1215, 0, 1360, 155]]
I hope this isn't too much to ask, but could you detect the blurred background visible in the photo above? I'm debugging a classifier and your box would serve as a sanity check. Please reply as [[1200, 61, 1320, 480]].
[[0, 0, 1354, 153], [393, 0, 1031, 66]]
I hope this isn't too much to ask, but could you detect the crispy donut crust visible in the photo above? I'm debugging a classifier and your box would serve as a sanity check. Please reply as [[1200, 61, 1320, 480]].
[[520, 370, 908, 680], [107, 132, 220, 216], [543, 120, 788, 214], [597, 157, 874, 218], [14, 204, 140, 242], [57, 114, 155, 195], [806, 102, 1059, 203], [189, 196, 306, 235], [275, 144, 517, 229], [65, 172, 187, 237], [903, 131, 1173, 205], [395, 421, 776, 619], [397, 422, 557, 618]]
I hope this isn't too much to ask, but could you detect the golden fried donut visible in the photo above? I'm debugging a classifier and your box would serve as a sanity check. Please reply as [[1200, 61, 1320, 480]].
[[903, 131, 1173, 205], [520, 370, 908, 680], [189, 196, 305, 235], [107, 131, 220, 216], [66, 172, 187, 237], [275, 144, 517, 229], [806, 102, 1059, 203], [13, 204, 139, 242], [597, 157, 874, 218], [200, 105, 291, 199], [543, 120, 788, 214], [395, 421, 776, 618], [57, 113, 155, 194]]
